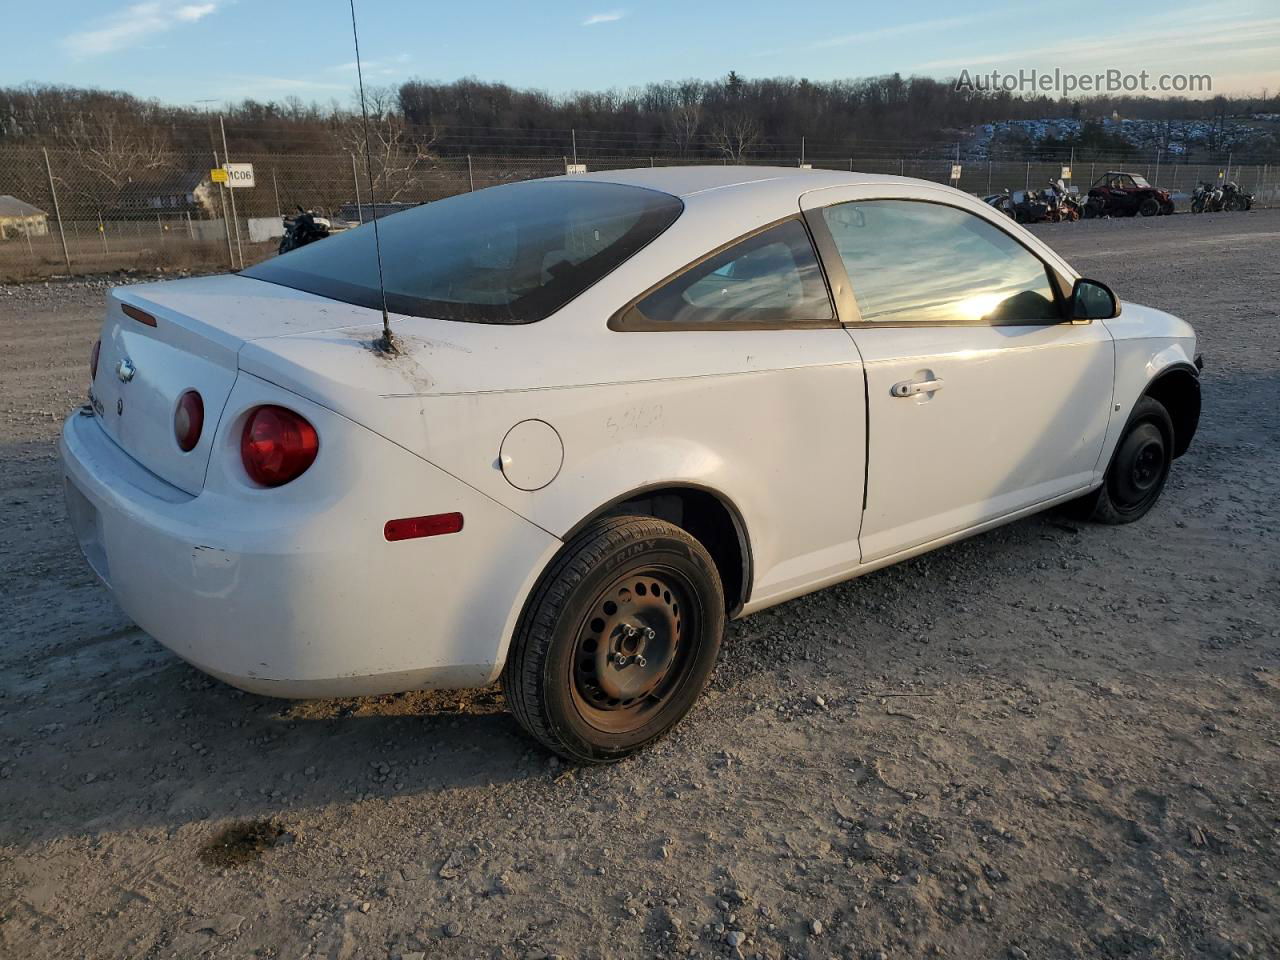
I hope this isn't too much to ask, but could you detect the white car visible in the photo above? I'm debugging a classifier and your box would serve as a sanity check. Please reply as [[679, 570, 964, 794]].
[[61, 167, 1201, 762]]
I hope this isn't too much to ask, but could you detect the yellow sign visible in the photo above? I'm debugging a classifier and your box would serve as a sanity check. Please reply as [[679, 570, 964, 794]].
[[210, 168, 228, 184]]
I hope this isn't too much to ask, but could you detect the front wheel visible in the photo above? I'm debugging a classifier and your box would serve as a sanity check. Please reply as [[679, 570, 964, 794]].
[[502, 516, 725, 763], [1074, 397, 1174, 524], [1139, 197, 1160, 217]]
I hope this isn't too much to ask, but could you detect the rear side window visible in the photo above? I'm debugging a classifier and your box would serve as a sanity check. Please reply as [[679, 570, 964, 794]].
[[820, 200, 1061, 325], [243, 180, 683, 324], [614, 219, 834, 330]]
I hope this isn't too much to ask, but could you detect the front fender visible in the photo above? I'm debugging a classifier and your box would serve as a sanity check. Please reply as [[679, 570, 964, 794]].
[[1097, 302, 1198, 473]]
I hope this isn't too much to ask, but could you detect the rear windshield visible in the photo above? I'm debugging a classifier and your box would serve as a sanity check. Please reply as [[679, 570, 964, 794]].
[[243, 180, 683, 324]]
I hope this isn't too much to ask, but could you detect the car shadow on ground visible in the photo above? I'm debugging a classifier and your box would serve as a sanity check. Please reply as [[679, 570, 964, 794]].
[[0, 491, 1205, 853]]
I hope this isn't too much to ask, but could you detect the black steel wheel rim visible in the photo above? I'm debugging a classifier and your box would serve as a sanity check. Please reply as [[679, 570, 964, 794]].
[[1111, 422, 1166, 508], [569, 564, 699, 734]]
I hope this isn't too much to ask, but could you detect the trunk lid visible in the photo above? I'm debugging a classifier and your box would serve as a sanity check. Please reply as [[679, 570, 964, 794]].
[[91, 275, 382, 494]]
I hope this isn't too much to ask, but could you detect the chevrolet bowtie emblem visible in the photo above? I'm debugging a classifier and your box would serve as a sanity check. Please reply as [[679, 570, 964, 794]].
[[116, 357, 136, 383]]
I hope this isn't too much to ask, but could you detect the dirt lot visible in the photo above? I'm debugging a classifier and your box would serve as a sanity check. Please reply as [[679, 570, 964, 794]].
[[1, 210, 1278, 960]]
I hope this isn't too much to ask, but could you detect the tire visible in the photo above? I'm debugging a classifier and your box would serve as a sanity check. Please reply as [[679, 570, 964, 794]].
[[502, 516, 725, 763], [1083, 202, 1100, 219], [1075, 397, 1174, 524], [1160, 200, 1174, 215], [1139, 197, 1159, 217], [1191, 198, 1205, 214]]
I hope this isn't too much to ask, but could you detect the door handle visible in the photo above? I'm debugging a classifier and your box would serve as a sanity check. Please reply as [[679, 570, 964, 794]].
[[890, 377, 944, 398]]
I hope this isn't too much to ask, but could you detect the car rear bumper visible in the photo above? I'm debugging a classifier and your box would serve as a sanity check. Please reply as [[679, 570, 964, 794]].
[[59, 380, 559, 698]]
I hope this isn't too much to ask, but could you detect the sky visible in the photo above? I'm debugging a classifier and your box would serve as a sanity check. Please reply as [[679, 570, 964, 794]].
[[2, 0, 1277, 107]]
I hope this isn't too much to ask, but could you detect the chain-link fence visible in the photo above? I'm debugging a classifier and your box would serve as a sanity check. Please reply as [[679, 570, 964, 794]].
[[2, 146, 1278, 280]]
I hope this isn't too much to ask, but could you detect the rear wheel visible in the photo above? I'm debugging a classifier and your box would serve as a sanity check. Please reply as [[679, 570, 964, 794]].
[[1075, 396, 1174, 524], [502, 516, 724, 763]]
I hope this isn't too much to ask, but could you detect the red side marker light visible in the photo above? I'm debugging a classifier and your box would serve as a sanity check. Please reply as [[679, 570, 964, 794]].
[[384, 512, 464, 542], [122, 303, 157, 327]]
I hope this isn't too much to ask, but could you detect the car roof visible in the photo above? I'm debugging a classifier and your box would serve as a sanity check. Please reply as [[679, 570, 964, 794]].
[[571, 165, 930, 201]]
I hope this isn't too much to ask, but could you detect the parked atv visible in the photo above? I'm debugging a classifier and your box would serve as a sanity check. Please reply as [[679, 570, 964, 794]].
[[1087, 171, 1174, 217], [279, 208, 331, 254]]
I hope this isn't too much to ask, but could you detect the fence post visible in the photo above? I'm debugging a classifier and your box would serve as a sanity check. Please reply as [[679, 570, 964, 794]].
[[987, 160, 992, 195], [213, 149, 235, 269], [41, 147, 72, 272], [185, 211, 194, 240], [272, 167, 282, 219], [351, 153, 363, 224], [98, 211, 108, 254], [219, 116, 243, 270], [467, 154, 475, 192], [157, 213, 164, 245]]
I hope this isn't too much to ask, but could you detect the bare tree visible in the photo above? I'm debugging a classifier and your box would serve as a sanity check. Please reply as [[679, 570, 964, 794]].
[[338, 85, 440, 204], [55, 109, 173, 213], [665, 82, 703, 156], [709, 112, 760, 162]]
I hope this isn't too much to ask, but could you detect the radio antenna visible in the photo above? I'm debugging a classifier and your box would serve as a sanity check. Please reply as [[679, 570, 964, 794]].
[[348, 0, 399, 354]]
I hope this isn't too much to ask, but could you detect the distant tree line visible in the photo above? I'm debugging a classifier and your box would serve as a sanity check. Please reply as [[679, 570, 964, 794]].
[[2, 75, 1277, 162]]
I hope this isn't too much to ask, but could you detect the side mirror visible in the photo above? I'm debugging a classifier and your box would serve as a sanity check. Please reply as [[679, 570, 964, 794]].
[[1071, 277, 1119, 320]]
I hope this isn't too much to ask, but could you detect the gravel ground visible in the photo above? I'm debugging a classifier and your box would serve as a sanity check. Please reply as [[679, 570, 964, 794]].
[[1, 209, 1278, 960]]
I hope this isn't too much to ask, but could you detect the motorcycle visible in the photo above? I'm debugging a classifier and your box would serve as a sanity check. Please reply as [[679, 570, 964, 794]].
[[1008, 188, 1050, 224], [1043, 179, 1082, 222], [279, 208, 331, 254], [1191, 181, 1224, 214], [983, 191, 1016, 219], [1222, 181, 1254, 211]]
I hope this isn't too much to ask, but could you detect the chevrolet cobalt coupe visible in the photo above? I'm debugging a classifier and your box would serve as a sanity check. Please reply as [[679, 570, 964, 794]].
[[62, 167, 1200, 762]]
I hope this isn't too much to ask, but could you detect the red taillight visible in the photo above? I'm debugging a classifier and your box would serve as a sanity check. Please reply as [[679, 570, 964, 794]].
[[174, 390, 204, 452], [384, 512, 464, 542], [90, 339, 101, 381], [240, 405, 318, 487]]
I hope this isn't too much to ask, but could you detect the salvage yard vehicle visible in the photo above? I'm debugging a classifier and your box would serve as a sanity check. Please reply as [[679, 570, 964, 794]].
[[278, 208, 331, 254], [61, 167, 1202, 763], [1085, 171, 1175, 217]]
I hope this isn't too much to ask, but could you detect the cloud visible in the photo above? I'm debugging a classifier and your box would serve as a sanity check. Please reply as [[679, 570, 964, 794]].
[[331, 53, 413, 76], [914, 15, 1280, 70], [582, 10, 625, 26], [176, 3, 216, 21], [63, 1, 219, 57], [813, 11, 1004, 49]]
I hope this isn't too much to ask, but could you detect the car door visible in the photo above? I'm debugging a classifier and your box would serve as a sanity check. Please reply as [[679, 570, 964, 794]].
[[801, 185, 1114, 563], [606, 214, 869, 605]]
